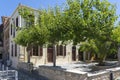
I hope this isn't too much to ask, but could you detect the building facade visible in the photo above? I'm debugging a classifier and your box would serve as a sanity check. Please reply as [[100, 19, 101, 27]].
[[8, 4, 87, 68]]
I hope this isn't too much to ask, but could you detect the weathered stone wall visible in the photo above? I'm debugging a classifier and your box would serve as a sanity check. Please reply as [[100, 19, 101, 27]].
[[37, 66, 87, 80], [18, 62, 33, 72], [88, 68, 120, 80], [88, 71, 110, 80], [18, 62, 120, 80], [37, 66, 120, 80]]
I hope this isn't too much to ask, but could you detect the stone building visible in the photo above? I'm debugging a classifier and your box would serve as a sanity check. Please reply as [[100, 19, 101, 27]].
[[7, 4, 86, 68]]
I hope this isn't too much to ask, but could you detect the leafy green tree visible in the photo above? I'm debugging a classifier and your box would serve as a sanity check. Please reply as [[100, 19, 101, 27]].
[[39, 7, 64, 67], [64, 0, 118, 65], [14, 7, 49, 63], [15, 0, 118, 66], [112, 26, 120, 43], [80, 39, 98, 61], [112, 26, 120, 65]]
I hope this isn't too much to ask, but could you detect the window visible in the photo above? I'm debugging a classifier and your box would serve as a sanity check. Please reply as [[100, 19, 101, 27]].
[[16, 17, 18, 27], [15, 44, 17, 57], [0, 42, 2, 46], [32, 46, 38, 56], [60, 45, 63, 56], [13, 28, 15, 37], [57, 45, 66, 56], [64, 46, 66, 56], [11, 44, 13, 56], [26, 15, 34, 27], [39, 47, 43, 56], [57, 45, 59, 56], [72, 46, 76, 54], [11, 24, 12, 35]]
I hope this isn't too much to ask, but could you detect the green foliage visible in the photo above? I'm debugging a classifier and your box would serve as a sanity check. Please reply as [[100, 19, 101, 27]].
[[15, 6, 49, 47], [14, 0, 119, 64], [112, 26, 120, 43], [63, 0, 118, 64], [18, 7, 35, 27], [14, 28, 32, 46], [80, 39, 98, 54]]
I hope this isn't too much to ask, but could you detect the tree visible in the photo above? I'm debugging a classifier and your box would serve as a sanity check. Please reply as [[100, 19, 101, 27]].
[[15, 0, 118, 66], [80, 39, 98, 61], [15, 6, 63, 67], [63, 0, 118, 65], [112, 26, 120, 43], [39, 7, 64, 67], [14, 7, 49, 63], [112, 26, 120, 65]]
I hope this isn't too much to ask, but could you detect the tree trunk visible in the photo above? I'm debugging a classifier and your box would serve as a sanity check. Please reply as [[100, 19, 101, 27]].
[[53, 44, 56, 67], [98, 60, 105, 66], [98, 55, 106, 66], [26, 45, 32, 63], [27, 50, 31, 63]]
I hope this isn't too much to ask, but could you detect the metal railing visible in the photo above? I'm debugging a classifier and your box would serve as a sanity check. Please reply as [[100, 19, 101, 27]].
[[0, 70, 18, 80]]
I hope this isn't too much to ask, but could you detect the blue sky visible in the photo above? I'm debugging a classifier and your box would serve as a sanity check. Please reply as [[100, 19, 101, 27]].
[[0, 0, 120, 24]]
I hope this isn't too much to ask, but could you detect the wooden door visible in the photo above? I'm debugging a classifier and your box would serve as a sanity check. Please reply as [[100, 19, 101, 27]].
[[78, 51, 83, 61], [47, 47, 53, 62]]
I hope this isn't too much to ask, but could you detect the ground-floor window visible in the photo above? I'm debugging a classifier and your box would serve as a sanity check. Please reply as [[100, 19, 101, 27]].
[[39, 47, 43, 56], [11, 44, 13, 57], [32, 46, 38, 56], [57, 45, 66, 56]]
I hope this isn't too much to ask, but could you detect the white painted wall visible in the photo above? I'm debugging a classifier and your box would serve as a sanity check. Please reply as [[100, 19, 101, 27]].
[[9, 9, 20, 68]]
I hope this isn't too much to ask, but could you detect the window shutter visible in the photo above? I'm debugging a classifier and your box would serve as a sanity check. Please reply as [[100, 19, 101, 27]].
[[64, 46, 66, 56]]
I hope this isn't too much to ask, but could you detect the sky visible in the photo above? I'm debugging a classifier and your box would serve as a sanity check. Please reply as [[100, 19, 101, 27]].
[[0, 0, 120, 24]]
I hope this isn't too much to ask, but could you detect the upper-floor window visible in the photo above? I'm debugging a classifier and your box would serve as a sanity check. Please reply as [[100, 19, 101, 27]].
[[15, 44, 17, 57], [26, 15, 34, 27], [11, 24, 12, 35], [13, 28, 15, 38], [16, 17, 18, 27]]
